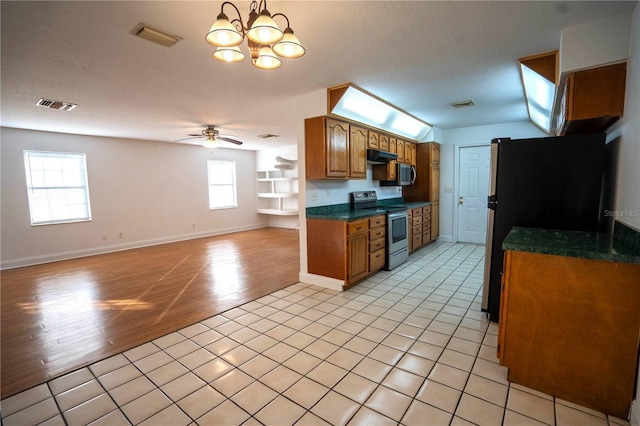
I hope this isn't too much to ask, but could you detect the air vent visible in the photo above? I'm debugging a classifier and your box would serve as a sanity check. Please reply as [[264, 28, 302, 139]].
[[131, 23, 181, 47], [36, 98, 77, 111], [258, 134, 279, 139], [451, 99, 476, 108]]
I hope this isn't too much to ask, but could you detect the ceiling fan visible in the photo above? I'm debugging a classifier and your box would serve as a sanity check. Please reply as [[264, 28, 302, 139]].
[[178, 125, 243, 147]]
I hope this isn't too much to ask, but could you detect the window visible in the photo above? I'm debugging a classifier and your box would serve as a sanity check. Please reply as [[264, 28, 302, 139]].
[[207, 160, 237, 209], [23, 150, 92, 225]]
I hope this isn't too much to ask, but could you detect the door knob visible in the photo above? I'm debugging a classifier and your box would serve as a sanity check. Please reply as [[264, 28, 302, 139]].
[[459, 196, 464, 205]]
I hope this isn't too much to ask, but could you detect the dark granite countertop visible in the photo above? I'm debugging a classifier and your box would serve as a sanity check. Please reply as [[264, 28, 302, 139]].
[[306, 199, 431, 222], [502, 226, 640, 265]]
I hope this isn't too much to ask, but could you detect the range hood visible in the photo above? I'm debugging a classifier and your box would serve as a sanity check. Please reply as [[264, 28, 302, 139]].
[[367, 148, 398, 164]]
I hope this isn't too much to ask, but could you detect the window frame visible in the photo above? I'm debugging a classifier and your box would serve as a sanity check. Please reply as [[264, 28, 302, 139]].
[[23, 150, 93, 226], [207, 159, 238, 210]]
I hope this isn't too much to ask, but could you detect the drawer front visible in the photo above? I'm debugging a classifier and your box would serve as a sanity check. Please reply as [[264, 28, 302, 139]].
[[370, 238, 385, 252], [423, 229, 431, 242], [348, 220, 369, 234], [423, 205, 431, 214], [412, 233, 422, 247], [412, 215, 423, 226], [423, 212, 431, 222], [370, 226, 386, 241], [411, 207, 423, 216], [369, 248, 386, 272], [369, 215, 386, 228], [412, 225, 422, 235]]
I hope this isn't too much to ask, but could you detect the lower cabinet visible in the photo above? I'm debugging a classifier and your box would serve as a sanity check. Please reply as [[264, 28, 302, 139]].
[[368, 215, 386, 272], [307, 215, 386, 288], [408, 204, 432, 253], [498, 249, 640, 418], [347, 219, 369, 284]]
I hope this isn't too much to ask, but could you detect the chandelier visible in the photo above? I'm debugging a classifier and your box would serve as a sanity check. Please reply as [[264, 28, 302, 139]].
[[205, 1, 305, 70]]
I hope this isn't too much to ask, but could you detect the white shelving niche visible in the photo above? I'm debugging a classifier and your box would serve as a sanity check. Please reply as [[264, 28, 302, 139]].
[[256, 170, 299, 216]]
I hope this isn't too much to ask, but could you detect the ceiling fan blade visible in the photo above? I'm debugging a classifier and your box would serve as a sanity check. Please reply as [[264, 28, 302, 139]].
[[175, 136, 203, 142], [187, 133, 203, 137], [218, 136, 243, 145]]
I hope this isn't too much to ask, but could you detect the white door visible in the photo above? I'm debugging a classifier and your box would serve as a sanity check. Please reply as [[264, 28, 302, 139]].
[[458, 145, 491, 243]]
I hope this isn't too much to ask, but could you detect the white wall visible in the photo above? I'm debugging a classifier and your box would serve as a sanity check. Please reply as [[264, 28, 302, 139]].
[[256, 144, 300, 229], [440, 122, 547, 242], [0, 127, 266, 269], [560, 13, 631, 74]]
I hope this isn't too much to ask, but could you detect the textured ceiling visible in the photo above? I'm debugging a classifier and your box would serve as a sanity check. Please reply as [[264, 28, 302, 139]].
[[1, 1, 636, 150]]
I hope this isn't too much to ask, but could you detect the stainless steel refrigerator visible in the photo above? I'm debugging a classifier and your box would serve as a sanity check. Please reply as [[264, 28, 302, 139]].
[[482, 133, 606, 322]]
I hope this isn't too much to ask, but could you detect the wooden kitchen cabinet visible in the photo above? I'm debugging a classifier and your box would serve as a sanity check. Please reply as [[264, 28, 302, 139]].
[[408, 205, 430, 253], [396, 139, 405, 163], [379, 134, 389, 152], [350, 126, 367, 179], [347, 220, 369, 284], [307, 217, 380, 288], [368, 215, 386, 273], [556, 62, 626, 135], [367, 131, 379, 149], [388, 137, 397, 154], [404, 141, 417, 165], [371, 160, 397, 181], [305, 116, 366, 180], [403, 142, 440, 243], [498, 249, 640, 418]]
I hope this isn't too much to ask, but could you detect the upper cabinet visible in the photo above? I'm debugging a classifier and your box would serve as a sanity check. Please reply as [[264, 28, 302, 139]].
[[350, 125, 368, 179], [555, 62, 627, 135], [305, 116, 366, 180]]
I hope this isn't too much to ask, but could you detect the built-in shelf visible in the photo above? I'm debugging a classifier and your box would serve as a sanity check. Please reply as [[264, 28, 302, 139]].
[[256, 170, 299, 216]]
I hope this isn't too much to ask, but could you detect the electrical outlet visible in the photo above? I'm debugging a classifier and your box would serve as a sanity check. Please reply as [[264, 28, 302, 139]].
[[118, 232, 124, 239], [192, 223, 196, 229], [311, 193, 318, 201], [102, 234, 108, 241], [326, 190, 331, 199]]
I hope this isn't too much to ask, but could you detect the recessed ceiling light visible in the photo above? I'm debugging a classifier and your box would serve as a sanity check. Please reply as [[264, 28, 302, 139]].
[[451, 99, 476, 108], [258, 134, 279, 139]]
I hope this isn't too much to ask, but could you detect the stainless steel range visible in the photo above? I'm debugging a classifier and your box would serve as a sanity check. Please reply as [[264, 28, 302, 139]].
[[350, 191, 409, 270]]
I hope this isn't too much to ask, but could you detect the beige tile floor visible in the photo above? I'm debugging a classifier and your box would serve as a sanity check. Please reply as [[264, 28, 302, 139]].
[[0, 242, 632, 426]]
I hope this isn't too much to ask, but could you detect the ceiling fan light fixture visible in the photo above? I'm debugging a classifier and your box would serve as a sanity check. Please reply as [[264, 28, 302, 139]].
[[247, 9, 283, 44], [272, 28, 305, 58], [253, 46, 282, 70], [203, 138, 218, 149], [213, 45, 245, 62], [206, 13, 243, 47]]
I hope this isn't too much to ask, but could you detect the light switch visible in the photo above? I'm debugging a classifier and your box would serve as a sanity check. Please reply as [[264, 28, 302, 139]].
[[444, 186, 453, 193]]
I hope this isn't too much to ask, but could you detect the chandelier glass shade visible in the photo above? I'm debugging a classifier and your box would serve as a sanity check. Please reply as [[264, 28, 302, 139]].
[[206, 1, 305, 70]]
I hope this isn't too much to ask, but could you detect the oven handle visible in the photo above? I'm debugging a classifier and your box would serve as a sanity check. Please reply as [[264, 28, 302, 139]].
[[411, 166, 417, 184], [387, 211, 408, 220]]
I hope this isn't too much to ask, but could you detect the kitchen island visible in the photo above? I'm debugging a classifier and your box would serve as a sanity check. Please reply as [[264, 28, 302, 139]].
[[497, 224, 640, 418]]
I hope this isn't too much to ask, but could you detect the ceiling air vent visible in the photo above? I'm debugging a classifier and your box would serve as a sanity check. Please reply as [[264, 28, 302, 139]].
[[451, 99, 476, 108], [36, 98, 77, 111], [131, 23, 181, 47]]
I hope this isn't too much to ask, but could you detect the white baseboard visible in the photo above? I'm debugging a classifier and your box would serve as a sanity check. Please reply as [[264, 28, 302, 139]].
[[438, 234, 454, 243], [631, 399, 639, 426], [299, 272, 344, 291], [1, 224, 267, 270]]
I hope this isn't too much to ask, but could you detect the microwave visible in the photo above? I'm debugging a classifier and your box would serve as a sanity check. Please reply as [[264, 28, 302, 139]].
[[380, 163, 416, 186]]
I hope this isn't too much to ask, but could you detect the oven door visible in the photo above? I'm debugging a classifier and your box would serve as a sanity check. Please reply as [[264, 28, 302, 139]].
[[387, 211, 409, 253]]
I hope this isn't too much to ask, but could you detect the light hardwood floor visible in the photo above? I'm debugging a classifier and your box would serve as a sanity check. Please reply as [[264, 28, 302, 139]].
[[0, 227, 300, 399]]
